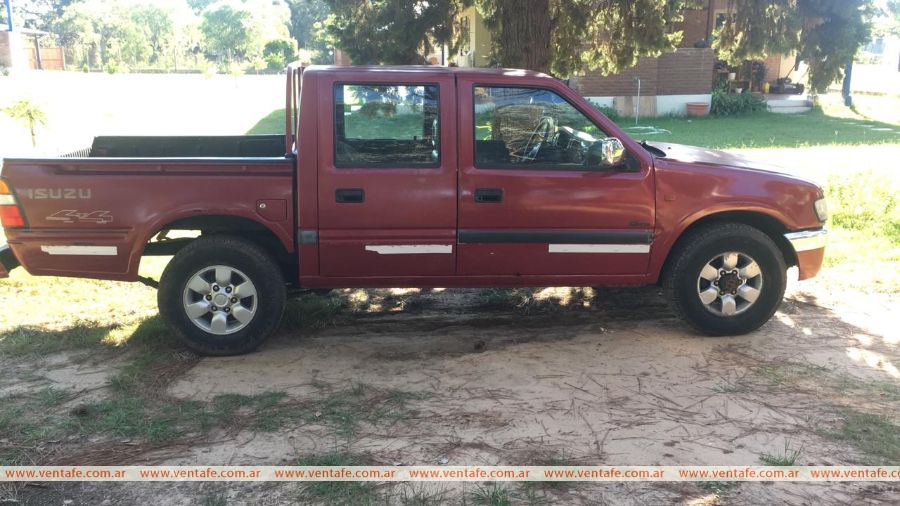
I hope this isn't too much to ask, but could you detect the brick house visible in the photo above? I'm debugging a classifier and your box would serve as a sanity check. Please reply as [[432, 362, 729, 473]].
[[450, 1, 798, 116]]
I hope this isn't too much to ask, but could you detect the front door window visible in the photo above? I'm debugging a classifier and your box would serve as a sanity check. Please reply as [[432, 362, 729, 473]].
[[474, 86, 608, 169]]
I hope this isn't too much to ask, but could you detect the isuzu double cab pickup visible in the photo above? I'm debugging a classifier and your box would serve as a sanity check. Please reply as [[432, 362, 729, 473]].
[[0, 64, 828, 355]]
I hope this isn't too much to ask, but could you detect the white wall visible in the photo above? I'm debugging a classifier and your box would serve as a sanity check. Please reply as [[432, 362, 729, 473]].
[[586, 94, 711, 117], [656, 94, 711, 116]]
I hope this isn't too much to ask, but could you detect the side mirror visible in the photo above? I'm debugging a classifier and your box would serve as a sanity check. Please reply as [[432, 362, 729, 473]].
[[585, 137, 626, 169]]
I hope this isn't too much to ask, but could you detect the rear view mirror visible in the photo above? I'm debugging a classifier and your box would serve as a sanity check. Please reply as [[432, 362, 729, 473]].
[[585, 137, 626, 169]]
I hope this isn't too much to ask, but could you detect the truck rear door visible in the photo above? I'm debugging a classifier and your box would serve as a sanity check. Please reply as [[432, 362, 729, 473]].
[[315, 70, 457, 278]]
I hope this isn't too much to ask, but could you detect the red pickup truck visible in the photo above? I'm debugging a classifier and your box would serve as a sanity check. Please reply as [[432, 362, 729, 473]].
[[0, 64, 827, 355]]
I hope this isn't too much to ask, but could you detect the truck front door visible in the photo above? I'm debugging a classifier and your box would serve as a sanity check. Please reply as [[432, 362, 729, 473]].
[[456, 79, 655, 277], [316, 71, 457, 278]]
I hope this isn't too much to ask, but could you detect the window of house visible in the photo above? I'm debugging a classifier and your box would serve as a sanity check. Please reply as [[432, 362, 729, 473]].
[[334, 84, 440, 167], [473, 86, 610, 169]]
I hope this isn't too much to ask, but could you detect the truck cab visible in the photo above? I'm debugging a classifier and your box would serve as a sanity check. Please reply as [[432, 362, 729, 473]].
[[0, 64, 828, 355]]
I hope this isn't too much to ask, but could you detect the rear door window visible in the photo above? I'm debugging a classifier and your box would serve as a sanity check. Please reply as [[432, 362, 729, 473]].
[[334, 84, 440, 168]]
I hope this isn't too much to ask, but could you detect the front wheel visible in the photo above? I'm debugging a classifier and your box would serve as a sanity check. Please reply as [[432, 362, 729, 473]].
[[158, 235, 286, 355], [664, 223, 786, 336]]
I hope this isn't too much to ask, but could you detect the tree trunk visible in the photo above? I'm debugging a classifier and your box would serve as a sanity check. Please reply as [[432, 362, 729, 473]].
[[28, 120, 36, 148], [493, 0, 552, 74]]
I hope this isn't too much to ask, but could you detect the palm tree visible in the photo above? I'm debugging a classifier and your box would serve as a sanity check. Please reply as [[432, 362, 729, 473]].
[[3, 99, 47, 148]]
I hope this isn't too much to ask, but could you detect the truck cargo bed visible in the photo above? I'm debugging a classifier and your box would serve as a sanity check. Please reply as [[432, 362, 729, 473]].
[[74, 135, 287, 158]]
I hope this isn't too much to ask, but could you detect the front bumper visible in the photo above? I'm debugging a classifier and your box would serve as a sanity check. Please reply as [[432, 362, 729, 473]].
[[784, 228, 827, 280], [0, 243, 20, 279]]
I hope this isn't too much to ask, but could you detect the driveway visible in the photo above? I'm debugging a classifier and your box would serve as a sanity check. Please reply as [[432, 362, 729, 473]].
[[5, 278, 897, 505]]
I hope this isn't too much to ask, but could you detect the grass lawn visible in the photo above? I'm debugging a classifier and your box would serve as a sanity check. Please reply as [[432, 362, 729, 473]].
[[614, 110, 898, 149], [249, 93, 900, 149], [615, 93, 899, 149]]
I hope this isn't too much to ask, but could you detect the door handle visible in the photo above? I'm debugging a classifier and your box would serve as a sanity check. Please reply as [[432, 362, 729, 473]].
[[335, 188, 364, 203], [474, 188, 503, 203]]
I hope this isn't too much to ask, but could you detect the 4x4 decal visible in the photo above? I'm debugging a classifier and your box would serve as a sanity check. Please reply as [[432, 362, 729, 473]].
[[46, 210, 114, 225]]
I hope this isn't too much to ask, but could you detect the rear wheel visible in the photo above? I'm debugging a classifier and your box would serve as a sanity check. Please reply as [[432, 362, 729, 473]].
[[664, 223, 786, 336], [158, 235, 286, 355]]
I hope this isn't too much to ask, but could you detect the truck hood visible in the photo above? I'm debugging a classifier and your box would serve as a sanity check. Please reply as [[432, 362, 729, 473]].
[[645, 141, 792, 176]]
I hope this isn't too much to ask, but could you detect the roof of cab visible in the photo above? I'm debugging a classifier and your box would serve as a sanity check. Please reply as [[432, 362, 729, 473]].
[[302, 65, 552, 80]]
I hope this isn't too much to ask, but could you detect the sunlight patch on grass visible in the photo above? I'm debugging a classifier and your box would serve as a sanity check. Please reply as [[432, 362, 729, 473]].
[[0, 257, 171, 356], [820, 172, 900, 293]]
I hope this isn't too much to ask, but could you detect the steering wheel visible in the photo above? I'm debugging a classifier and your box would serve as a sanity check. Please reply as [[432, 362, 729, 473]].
[[519, 116, 554, 162]]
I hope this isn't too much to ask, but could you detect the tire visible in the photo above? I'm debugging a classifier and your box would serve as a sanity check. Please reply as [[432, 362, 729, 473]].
[[158, 235, 286, 355], [664, 223, 786, 336]]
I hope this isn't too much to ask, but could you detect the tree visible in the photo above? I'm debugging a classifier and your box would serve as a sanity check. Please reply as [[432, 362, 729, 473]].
[[287, 0, 332, 63], [874, 0, 900, 37], [714, 0, 876, 94], [200, 2, 256, 61], [200, 0, 291, 63], [319, 0, 469, 64], [476, 0, 688, 76], [188, 0, 217, 14], [130, 4, 176, 65], [9, 0, 79, 32], [3, 100, 47, 148], [56, 1, 152, 68]]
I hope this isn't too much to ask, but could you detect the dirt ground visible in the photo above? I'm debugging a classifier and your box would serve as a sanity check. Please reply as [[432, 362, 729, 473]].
[[1, 147, 897, 506], [2, 269, 897, 505]]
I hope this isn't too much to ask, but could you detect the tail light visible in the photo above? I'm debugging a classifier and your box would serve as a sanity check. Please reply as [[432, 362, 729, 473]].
[[0, 179, 26, 228]]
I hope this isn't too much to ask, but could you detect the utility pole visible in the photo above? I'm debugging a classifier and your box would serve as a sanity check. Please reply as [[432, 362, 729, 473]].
[[4, 0, 13, 32]]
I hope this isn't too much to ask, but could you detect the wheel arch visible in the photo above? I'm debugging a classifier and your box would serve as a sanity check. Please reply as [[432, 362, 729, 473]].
[[136, 214, 296, 281], [656, 210, 797, 285]]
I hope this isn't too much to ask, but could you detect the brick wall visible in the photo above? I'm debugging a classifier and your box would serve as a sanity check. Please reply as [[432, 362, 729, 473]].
[[574, 57, 659, 96], [0, 31, 13, 67], [574, 48, 714, 97], [657, 48, 715, 94], [764, 52, 796, 82], [676, 8, 711, 48]]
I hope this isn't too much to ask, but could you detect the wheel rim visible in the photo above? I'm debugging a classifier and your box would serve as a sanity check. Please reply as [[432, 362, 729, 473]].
[[182, 265, 258, 335], [696, 251, 763, 317]]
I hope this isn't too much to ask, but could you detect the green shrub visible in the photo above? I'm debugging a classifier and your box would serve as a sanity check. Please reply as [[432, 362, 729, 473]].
[[104, 61, 119, 74], [81, 63, 90, 73], [590, 101, 620, 120], [710, 90, 767, 116], [263, 39, 297, 71], [826, 172, 900, 243], [264, 52, 286, 71]]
